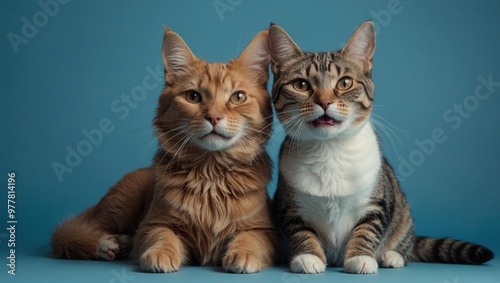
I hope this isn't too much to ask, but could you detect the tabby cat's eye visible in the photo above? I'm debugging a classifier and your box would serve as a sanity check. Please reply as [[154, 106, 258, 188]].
[[229, 91, 247, 105], [336, 77, 353, 90], [186, 91, 202, 103], [292, 79, 311, 92]]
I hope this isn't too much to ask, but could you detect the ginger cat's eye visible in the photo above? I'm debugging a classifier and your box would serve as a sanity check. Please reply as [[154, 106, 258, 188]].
[[186, 90, 202, 103], [336, 77, 353, 90], [229, 91, 247, 105], [292, 79, 310, 92]]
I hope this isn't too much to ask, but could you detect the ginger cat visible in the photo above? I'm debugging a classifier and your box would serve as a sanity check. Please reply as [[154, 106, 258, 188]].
[[51, 28, 277, 274]]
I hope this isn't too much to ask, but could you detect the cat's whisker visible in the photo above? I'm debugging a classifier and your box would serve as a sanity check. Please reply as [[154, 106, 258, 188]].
[[161, 131, 196, 177], [156, 150, 170, 178], [260, 120, 276, 132], [137, 131, 172, 165], [371, 119, 397, 155], [245, 127, 272, 137], [153, 126, 189, 147], [239, 137, 257, 156], [277, 114, 301, 134], [137, 126, 188, 164], [293, 120, 307, 158], [260, 109, 296, 123], [371, 113, 408, 133], [370, 114, 405, 156], [176, 118, 195, 123], [154, 129, 191, 177], [153, 129, 189, 161], [285, 116, 303, 138], [135, 136, 157, 164], [282, 115, 305, 158], [260, 111, 296, 133], [274, 108, 300, 116], [163, 133, 193, 174], [239, 133, 269, 176]]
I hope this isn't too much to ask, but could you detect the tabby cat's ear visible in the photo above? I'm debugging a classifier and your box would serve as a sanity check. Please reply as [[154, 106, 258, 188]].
[[162, 28, 196, 73], [236, 29, 271, 84], [341, 21, 376, 73], [268, 24, 302, 66]]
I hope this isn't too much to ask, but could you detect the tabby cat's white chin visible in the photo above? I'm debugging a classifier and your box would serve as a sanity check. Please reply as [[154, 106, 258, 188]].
[[303, 120, 348, 140]]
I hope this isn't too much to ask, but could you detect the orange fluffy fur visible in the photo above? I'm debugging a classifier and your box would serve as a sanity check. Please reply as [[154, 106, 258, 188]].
[[51, 168, 153, 260], [51, 28, 277, 273]]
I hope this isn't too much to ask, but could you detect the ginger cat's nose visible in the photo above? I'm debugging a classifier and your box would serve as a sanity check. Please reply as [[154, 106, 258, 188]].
[[205, 113, 224, 126]]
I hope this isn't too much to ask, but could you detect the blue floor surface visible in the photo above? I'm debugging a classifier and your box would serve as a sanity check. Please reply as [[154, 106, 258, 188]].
[[3, 246, 499, 283]]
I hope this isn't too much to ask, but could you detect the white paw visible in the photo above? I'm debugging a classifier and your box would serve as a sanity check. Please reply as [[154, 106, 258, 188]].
[[380, 250, 405, 268], [290, 254, 326, 274], [344, 255, 378, 274], [97, 234, 119, 260]]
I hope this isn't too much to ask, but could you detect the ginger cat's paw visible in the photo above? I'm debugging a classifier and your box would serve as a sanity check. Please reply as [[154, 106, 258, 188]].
[[140, 248, 181, 273], [97, 234, 119, 260], [223, 250, 262, 274], [344, 255, 378, 274]]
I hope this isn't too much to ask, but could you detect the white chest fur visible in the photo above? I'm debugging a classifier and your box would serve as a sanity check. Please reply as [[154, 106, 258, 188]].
[[280, 122, 381, 265]]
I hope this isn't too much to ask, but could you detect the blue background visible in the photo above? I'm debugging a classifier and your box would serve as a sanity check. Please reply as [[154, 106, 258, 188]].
[[1, 0, 499, 282]]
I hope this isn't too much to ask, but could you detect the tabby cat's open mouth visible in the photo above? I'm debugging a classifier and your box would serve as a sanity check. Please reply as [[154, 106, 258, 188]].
[[310, 115, 342, 127]]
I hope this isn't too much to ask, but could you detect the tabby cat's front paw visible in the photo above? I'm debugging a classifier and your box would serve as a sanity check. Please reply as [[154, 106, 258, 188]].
[[139, 248, 181, 273], [290, 254, 326, 274], [223, 250, 261, 274], [380, 250, 405, 268], [344, 255, 378, 274]]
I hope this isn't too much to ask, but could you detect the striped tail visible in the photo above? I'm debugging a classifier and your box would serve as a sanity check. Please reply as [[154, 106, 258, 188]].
[[411, 236, 494, 264]]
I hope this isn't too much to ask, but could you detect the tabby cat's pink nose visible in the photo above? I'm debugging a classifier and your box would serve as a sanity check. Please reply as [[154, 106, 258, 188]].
[[317, 99, 332, 111]]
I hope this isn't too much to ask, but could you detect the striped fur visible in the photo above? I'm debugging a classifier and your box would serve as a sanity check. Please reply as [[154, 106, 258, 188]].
[[269, 21, 493, 274]]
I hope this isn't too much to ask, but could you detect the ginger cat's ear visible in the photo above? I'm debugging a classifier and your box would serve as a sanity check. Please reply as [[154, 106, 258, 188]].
[[268, 23, 302, 66], [162, 28, 196, 73], [341, 21, 376, 73], [236, 29, 271, 84]]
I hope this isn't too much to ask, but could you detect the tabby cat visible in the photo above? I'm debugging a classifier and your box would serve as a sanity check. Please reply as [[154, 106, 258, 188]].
[[269, 21, 494, 274], [51, 28, 277, 273]]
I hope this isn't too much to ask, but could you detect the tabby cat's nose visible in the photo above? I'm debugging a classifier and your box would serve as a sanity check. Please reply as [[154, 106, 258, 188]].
[[316, 99, 332, 111]]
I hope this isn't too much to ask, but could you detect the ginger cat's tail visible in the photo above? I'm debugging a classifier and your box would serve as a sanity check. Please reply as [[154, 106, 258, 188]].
[[52, 206, 105, 259], [51, 167, 154, 260], [411, 236, 494, 264]]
